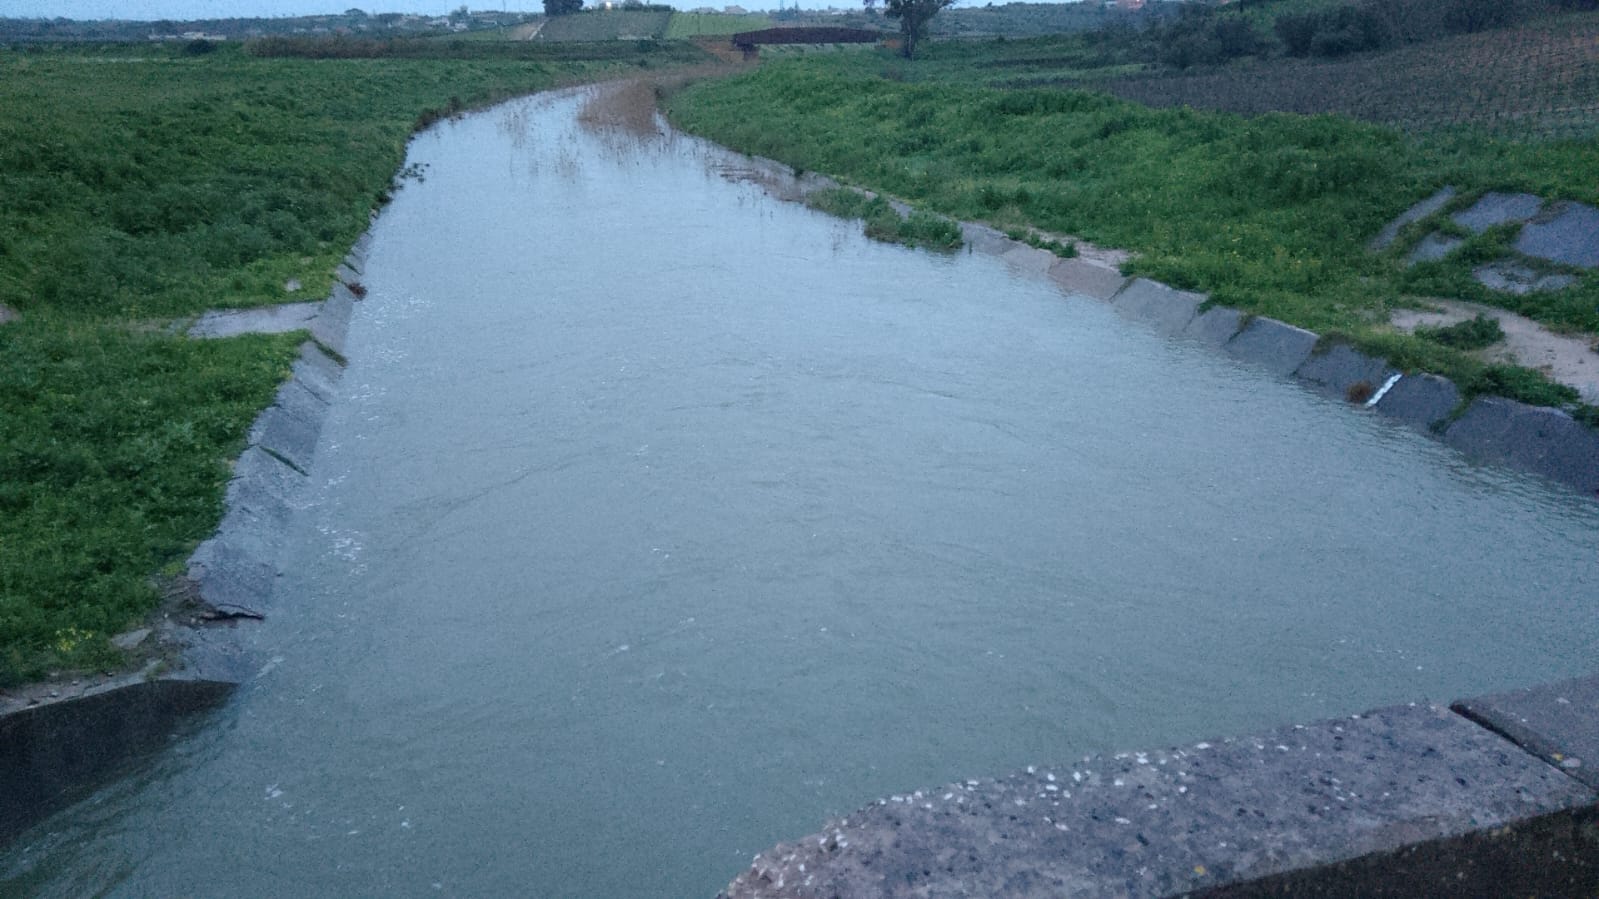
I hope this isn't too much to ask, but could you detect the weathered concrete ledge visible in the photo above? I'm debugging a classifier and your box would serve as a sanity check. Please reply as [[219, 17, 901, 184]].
[[720, 676, 1599, 898], [0, 233, 370, 844]]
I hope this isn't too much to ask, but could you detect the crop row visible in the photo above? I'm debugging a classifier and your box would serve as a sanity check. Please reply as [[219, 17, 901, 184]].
[[1086, 14, 1599, 140]]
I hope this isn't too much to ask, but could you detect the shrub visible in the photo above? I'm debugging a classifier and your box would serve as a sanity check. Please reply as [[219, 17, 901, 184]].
[[1155, 5, 1268, 69], [1416, 314, 1505, 350], [1274, 12, 1319, 57]]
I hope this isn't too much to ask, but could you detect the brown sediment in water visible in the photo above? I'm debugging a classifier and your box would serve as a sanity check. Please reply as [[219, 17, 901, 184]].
[[579, 78, 665, 138]]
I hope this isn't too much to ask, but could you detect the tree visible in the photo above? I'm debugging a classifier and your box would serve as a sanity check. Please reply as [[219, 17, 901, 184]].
[[543, 0, 582, 13], [864, 0, 953, 59]]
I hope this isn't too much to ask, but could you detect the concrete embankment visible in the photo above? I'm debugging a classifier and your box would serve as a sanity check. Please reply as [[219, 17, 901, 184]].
[[0, 234, 369, 844], [720, 675, 1599, 898], [736, 155, 1599, 497], [969, 223, 1599, 499]]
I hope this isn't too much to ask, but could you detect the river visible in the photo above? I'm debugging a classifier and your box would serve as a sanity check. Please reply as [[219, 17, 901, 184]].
[[4, 87, 1596, 898]]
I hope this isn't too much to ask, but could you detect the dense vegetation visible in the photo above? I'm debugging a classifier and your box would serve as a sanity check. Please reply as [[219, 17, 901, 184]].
[[0, 40, 705, 687], [665, 45, 1599, 415]]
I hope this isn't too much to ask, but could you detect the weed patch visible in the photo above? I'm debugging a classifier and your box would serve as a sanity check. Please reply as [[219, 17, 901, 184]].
[[1416, 314, 1505, 350], [805, 186, 962, 251]]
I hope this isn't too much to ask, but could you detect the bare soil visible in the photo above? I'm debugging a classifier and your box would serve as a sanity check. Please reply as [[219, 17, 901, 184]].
[[1391, 298, 1599, 403]]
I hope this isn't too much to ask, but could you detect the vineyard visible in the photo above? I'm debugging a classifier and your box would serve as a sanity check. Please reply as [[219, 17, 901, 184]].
[[1085, 12, 1599, 140]]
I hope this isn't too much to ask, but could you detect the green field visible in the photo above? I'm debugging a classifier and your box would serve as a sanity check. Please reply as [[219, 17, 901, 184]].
[[0, 39, 709, 687], [536, 10, 674, 42], [664, 12, 772, 39], [665, 36, 1599, 418]]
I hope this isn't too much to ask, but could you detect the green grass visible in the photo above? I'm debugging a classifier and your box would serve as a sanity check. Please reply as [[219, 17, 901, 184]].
[[805, 186, 963, 251], [0, 39, 709, 687], [665, 53, 1599, 416], [0, 318, 302, 684]]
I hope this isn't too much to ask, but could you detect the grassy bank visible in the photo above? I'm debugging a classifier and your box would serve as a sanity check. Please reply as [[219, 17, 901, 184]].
[[665, 53, 1599, 417], [0, 39, 710, 687]]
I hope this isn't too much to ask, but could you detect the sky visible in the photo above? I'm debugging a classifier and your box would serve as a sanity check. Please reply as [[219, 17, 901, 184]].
[[7, 0, 1085, 21]]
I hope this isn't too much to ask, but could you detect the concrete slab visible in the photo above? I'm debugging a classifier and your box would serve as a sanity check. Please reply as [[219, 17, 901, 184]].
[[1109, 278, 1203, 337], [961, 224, 1013, 256], [718, 703, 1596, 899], [291, 341, 345, 404], [1473, 261, 1577, 295], [1455, 675, 1599, 791], [1407, 232, 1463, 265], [1294, 344, 1397, 403], [1370, 185, 1456, 251], [1182, 306, 1245, 347], [1373, 373, 1460, 431], [1046, 257, 1126, 301], [335, 262, 361, 286], [186, 535, 278, 617], [1000, 245, 1058, 277], [310, 284, 356, 355], [1515, 201, 1599, 270], [249, 382, 326, 475], [0, 680, 234, 843], [1224, 317, 1320, 376], [1443, 397, 1599, 495], [961, 222, 1013, 256], [221, 445, 304, 531], [188, 302, 322, 339], [1452, 191, 1543, 234]]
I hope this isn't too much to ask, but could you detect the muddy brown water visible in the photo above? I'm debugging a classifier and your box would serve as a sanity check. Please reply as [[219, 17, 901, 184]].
[[3, 88, 1597, 898]]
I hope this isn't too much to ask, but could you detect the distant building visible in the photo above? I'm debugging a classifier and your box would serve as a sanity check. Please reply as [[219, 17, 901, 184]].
[[724, 5, 748, 13]]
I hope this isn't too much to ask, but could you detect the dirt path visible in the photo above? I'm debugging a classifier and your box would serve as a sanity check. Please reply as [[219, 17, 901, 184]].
[[1391, 299, 1599, 404]]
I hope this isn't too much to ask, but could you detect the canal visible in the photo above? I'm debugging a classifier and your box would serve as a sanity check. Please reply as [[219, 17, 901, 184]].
[[4, 87, 1596, 898]]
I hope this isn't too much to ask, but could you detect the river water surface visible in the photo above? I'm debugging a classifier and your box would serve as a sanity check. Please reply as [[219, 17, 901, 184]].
[[5, 88, 1597, 898]]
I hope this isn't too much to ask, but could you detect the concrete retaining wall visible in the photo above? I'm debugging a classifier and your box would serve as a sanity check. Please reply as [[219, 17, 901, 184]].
[[720, 676, 1599, 898], [937, 207, 1599, 498], [774, 163, 1599, 498], [0, 234, 369, 844]]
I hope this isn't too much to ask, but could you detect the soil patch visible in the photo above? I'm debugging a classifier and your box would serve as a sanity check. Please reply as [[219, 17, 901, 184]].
[[1391, 299, 1599, 403]]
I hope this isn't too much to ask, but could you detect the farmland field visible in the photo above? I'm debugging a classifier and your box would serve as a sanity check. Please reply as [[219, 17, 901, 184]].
[[536, 10, 673, 42], [1089, 11, 1599, 140], [664, 12, 772, 39]]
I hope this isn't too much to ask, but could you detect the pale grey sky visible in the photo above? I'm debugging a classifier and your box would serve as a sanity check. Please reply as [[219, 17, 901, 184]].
[[11, 0, 535, 19], [10, 0, 1086, 21]]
